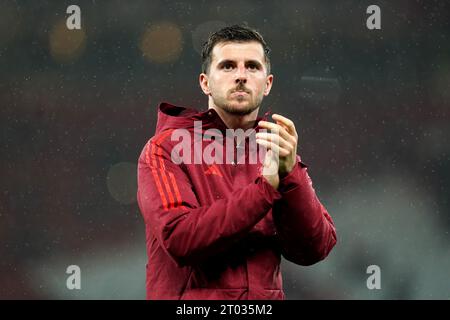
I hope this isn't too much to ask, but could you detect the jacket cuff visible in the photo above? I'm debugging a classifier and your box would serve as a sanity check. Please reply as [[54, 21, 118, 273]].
[[255, 176, 282, 203], [278, 160, 309, 193]]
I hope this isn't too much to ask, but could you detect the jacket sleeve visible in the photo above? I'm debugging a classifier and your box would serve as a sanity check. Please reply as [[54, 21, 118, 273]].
[[137, 135, 282, 267], [273, 157, 337, 266]]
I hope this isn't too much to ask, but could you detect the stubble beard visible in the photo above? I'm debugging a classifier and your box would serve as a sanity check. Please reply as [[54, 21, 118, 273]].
[[213, 93, 263, 116], [221, 102, 258, 116]]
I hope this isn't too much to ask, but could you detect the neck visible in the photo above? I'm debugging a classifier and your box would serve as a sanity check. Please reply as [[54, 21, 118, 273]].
[[208, 103, 259, 131]]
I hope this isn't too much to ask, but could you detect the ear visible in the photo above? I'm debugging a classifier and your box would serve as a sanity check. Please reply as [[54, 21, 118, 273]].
[[199, 73, 211, 95], [263, 74, 274, 96]]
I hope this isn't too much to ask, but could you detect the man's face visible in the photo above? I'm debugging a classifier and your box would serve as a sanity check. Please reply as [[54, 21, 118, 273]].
[[200, 41, 273, 116]]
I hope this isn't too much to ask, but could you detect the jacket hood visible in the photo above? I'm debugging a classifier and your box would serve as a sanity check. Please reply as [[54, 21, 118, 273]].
[[154, 102, 271, 135]]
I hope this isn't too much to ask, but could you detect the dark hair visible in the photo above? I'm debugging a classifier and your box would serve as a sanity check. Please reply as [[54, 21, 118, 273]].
[[201, 24, 271, 74]]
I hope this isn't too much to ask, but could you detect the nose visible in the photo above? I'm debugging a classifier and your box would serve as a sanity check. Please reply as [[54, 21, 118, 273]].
[[235, 65, 247, 84]]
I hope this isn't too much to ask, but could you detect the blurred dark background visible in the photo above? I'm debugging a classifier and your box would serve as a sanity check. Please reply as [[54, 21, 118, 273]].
[[1, 0, 449, 299]]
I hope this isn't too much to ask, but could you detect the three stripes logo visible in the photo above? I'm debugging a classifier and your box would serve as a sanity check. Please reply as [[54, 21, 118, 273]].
[[145, 129, 186, 211]]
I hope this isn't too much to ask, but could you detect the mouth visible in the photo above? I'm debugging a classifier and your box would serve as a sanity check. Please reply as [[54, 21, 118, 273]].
[[231, 90, 250, 96], [231, 92, 249, 101]]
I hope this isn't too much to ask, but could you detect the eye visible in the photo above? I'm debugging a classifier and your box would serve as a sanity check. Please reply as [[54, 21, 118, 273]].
[[223, 63, 234, 70], [247, 63, 259, 70]]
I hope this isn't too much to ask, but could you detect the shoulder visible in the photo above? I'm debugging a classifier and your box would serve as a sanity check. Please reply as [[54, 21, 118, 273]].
[[151, 129, 178, 147], [138, 129, 182, 165]]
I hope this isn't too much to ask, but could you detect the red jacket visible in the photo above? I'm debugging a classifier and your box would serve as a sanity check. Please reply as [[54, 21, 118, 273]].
[[137, 102, 337, 300]]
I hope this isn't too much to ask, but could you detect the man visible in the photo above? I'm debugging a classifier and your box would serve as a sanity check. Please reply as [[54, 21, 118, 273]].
[[137, 25, 337, 300]]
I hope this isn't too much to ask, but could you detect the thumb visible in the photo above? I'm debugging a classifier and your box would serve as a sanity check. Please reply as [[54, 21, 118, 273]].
[[262, 149, 279, 176], [263, 149, 273, 167]]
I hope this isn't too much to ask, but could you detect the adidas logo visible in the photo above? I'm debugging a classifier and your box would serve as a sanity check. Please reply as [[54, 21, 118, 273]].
[[204, 164, 223, 177]]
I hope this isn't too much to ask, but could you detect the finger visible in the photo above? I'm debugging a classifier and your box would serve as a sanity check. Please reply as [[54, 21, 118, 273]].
[[257, 121, 297, 145], [256, 139, 290, 157], [255, 132, 294, 151], [258, 121, 288, 138], [272, 114, 298, 138]]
